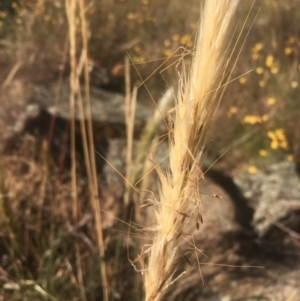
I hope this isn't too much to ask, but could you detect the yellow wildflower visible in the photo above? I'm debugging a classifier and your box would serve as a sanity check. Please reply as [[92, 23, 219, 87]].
[[133, 56, 144, 63], [291, 81, 298, 88], [267, 131, 276, 140], [265, 55, 274, 68], [252, 53, 259, 60], [288, 37, 296, 44], [164, 39, 171, 48], [248, 166, 258, 174], [239, 76, 247, 84], [267, 97, 276, 105], [287, 154, 294, 161], [280, 141, 288, 149], [268, 128, 289, 150], [259, 80, 266, 87], [256, 67, 264, 74], [187, 41, 193, 48], [270, 66, 279, 74], [275, 129, 285, 141], [284, 47, 293, 55], [171, 34, 179, 42], [259, 149, 268, 157], [271, 140, 279, 149], [35, 1, 44, 9], [261, 114, 269, 122], [134, 45, 141, 54], [15, 18, 22, 25], [242, 115, 258, 124], [0, 11, 8, 18], [227, 106, 238, 116], [127, 12, 137, 20], [252, 43, 264, 53], [180, 34, 191, 46], [243, 115, 266, 124], [163, 49, 173, 57]]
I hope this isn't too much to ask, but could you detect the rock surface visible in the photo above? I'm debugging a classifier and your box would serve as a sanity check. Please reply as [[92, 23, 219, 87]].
[[27, 81, 153, 139], [30, 83, 125, 122], [233, 161, 300, 238]]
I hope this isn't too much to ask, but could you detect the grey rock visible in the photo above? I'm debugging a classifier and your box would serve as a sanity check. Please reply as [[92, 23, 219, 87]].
[[27, 81, 154, 139], [233, 161, 300, 237]]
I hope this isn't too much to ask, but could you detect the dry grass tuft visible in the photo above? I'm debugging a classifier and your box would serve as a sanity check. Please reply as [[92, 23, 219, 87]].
[[65, 0, 108, 300], [142, 1, 239, 300]]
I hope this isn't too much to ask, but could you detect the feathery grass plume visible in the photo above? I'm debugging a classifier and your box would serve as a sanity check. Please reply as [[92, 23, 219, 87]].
[[143, 1, 239, 300]]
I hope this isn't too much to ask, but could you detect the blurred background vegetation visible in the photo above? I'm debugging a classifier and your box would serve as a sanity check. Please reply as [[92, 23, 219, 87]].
[[0, 0, 299, 300], [1, 0, 299, 170]]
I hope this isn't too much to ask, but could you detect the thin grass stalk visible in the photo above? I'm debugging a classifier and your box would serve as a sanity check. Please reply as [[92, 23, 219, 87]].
[[77, 1, 109, 300], [0, 172, 21, 256], [124, 56, 137, 206], [74, 54, 95, 301], [47, 36, 69, 153], [65, 1, 87, 300], [132, 88, 173, 197], [65, 0, 77, 224], [37, 139, 48, 234], [143, 1, 239, 301], [48, 37, 70, 266], [124, 55, 131, 206], [1, 61, 22, 89]]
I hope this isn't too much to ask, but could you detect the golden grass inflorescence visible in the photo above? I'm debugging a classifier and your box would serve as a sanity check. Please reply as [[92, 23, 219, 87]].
[[143, 1, 239, 300]]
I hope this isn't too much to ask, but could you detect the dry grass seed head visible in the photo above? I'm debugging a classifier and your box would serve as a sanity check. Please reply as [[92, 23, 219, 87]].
[[143, 1, 239, 301]]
